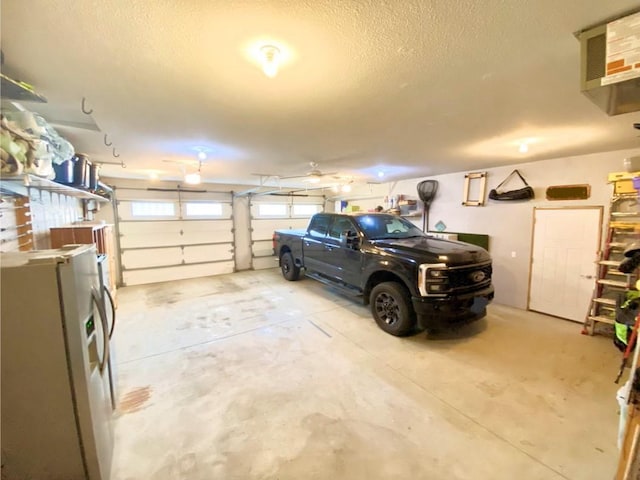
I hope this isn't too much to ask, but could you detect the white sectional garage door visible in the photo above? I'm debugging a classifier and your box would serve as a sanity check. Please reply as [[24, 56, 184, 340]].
[[250, 194, 325, 270], [116, 187, 234, 286]]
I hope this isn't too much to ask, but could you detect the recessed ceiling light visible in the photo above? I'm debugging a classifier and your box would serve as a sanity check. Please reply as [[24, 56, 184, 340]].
[[519, 143, 529, 153], [377, 171, 385, 178], [149, 172, 159, 180], [341, 184, 352, 193]]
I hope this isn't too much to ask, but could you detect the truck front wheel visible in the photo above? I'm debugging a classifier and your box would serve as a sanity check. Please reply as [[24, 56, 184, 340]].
[[280, 252, 300, 281], [370, 282, 416, 336]]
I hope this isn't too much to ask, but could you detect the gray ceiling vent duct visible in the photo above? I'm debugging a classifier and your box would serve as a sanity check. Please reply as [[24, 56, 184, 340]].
[[578, 10, 640, 116]]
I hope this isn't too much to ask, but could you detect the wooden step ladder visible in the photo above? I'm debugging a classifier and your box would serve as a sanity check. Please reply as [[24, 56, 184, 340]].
[[583, 179, 640, 335]]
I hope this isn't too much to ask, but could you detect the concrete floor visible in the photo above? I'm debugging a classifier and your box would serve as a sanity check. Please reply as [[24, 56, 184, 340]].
[[111, 269, 622, 480]]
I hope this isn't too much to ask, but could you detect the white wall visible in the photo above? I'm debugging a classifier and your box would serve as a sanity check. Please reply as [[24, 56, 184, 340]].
[[233, 195, 252, 271], [338, 147, 640, 310]]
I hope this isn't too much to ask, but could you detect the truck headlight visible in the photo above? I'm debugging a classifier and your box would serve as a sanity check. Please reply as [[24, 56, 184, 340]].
[[428, 284, 446, 293], [419, 263, 448, 296]]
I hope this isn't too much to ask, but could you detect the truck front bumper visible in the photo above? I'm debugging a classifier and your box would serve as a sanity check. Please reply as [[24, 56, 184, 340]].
[[412, 285, 495, 330]]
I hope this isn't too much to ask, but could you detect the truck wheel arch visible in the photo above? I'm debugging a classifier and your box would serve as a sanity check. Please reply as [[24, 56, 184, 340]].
[[279, 246, 302, 268], [364, 271, 413, 305]]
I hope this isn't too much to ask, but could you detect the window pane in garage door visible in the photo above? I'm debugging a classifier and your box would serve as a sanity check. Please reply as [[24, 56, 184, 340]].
[[116, 190, 234, 286], [250, 195, 325, 270]]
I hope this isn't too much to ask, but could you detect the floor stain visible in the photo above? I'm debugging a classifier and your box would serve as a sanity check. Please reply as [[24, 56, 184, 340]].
[[119, 386, 152, 414]]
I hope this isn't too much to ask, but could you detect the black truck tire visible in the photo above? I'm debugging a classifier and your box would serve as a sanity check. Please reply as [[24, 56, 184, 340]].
[[280, 251, 300, 281], [370, 281, 416, 336]]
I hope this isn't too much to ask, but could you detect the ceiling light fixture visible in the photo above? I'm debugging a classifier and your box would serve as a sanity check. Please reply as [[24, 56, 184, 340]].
[[519, 143, 529, 154], [341, 184, 352, 193], [197, 151, 207, 160], [184, 172, 201, 185], [260, 45, 281, 78], [377, 171, 385, 178], [184, 161, 202, 185]]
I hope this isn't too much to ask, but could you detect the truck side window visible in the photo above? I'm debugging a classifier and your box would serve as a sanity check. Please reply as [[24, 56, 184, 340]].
[[308, 215, 330, 238], [328, 217, 356, 239]]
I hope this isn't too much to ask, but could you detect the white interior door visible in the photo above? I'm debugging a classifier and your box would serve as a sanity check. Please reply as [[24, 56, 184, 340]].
[[528, 207, 602, 322]]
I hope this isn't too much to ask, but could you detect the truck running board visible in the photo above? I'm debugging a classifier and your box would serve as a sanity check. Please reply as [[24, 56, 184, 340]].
[[305, 272, 363, 298]]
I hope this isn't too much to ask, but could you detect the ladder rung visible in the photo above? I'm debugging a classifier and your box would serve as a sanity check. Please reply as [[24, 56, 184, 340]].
[[609, 242, 629, 249], [600, 260, 621, 266], [610, 222, 640, 229], [609, 270, 627, 276], [588, 315, 615, 325], [593, 297, 616, 306], [611, 212, 640, 217], [597, 279, 629, 288]]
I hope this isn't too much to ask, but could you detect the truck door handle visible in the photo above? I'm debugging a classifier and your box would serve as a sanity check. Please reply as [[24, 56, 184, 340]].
[[304, 241, 311, 247], [325, 245, 334, 251]]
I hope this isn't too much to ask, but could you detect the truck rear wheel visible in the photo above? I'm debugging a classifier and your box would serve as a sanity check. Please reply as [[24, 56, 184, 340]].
[[280, 252, 300, 281], [370, 282, 416, 336]]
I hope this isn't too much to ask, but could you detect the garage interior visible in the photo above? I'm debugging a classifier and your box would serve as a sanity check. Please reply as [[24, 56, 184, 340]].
[[2, 1, 640, 479]]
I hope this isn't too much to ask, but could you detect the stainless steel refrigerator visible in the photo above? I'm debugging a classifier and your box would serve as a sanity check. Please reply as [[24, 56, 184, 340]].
[[1, 244, 114, 480]]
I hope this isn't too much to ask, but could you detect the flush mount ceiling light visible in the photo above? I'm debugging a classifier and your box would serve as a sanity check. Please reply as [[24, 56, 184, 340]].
[[260, 45, 281, 78], [192, 146, 208, 160], [377, 171, 385, 178], [519, 143, 529, 153]]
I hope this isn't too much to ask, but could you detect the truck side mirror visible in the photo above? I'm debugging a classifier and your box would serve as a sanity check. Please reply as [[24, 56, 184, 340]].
[[340, 230, 360, 249]]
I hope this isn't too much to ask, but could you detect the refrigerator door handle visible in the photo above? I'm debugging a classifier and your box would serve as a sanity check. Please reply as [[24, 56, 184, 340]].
[[103, 285, 116, 339], [91, 288, 110, 373]]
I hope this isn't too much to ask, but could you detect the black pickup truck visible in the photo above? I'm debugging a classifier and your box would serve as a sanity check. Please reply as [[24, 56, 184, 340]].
[[272, 212, 494, 336]]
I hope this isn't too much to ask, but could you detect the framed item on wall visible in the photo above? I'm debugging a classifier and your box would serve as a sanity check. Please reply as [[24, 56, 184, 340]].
[[545, 184, 591, 201], [462, 172, 487, 206]]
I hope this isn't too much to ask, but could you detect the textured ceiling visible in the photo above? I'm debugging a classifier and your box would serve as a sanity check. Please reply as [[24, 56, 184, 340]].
[[2, 0, 640, 187]]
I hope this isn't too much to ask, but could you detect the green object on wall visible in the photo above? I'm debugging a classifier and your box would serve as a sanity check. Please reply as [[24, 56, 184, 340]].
[[449, 232, 490, 251]]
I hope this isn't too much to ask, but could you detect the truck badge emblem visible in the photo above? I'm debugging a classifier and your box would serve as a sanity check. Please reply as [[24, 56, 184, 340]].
[[470, 271, 485, 283]]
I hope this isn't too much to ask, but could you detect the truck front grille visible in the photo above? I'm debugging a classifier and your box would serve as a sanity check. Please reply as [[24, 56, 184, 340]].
[[448, 263, 492, 291], [420, 261, 492, 296]]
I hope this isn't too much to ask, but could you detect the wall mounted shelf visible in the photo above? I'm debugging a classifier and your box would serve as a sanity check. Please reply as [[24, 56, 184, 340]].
[[1, 74, 47, 103], [0, 175, 110, 202]]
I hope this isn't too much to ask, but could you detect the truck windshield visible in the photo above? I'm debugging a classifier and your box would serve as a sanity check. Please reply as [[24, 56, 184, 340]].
[[354, 214, 426, 240]]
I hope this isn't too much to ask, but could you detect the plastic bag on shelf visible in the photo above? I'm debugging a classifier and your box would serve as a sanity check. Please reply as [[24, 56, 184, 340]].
[[3, 110, 75, 165]]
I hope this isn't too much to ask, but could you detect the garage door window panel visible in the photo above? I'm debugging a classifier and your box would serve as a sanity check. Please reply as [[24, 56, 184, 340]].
[[292, 204, 321, 217], [130, 201, 176, 219], [258, 204, 288, 217], [184, 202, 224, 218]]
